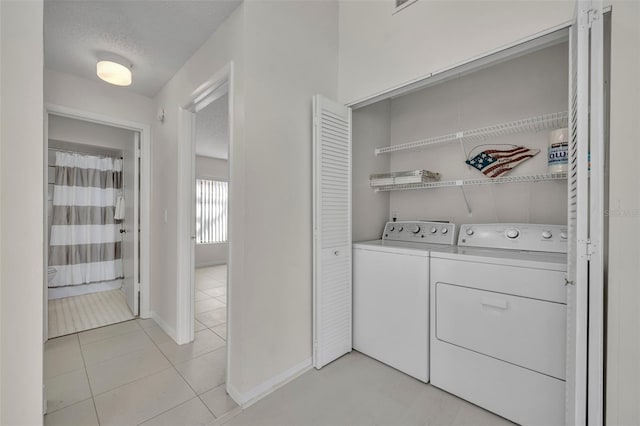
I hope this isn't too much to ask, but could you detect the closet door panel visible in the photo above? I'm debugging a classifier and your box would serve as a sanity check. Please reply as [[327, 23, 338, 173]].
[[313, 95, 352, 369]]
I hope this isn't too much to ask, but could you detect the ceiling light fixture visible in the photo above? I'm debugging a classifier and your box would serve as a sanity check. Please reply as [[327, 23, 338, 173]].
[[96, 60, 132, 86]]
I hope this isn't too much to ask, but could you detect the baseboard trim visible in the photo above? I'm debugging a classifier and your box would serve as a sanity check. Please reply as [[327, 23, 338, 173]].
[[150, 311, 178, 342], [228, 357, 312, 409], [226, 383, 244, 408]]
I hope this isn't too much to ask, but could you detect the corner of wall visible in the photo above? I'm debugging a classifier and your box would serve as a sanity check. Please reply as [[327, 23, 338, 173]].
[[228, 357, 312, 408], [0, 0, 3, 419]]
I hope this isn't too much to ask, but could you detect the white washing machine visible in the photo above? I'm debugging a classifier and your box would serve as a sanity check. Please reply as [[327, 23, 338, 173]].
[[430, 223, 568, 426], [353, 221, 457, 382]]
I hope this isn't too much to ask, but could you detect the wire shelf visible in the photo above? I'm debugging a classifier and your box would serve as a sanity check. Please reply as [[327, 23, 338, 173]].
[[375, 111, 569, 155], [373, 172, 567, 192]]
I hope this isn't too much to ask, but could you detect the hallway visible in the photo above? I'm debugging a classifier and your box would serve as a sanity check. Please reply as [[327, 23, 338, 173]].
[[44, 264, 233, 425], [44, 317, 235, 425]]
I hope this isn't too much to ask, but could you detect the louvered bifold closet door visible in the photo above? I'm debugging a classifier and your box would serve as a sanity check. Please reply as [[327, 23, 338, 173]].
[[312, 95, 352, 369], [566, 1, 605, 424]]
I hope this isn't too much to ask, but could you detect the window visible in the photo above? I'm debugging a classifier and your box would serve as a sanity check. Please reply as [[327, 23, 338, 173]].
[[196, 178, 228, 244]]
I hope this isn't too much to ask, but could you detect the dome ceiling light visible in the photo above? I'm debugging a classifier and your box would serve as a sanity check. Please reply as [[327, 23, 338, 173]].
[[96, 60, 132, 86]]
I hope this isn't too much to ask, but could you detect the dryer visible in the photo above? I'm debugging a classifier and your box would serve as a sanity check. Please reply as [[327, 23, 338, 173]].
[[430, 223, 568, 426], [353, 221, 457, 382]]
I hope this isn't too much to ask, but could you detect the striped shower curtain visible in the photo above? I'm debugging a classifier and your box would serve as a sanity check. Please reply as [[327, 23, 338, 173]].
[[48, 152, 124, 287]]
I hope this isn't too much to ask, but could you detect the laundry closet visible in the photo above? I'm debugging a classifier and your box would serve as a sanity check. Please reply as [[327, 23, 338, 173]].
[[352, 39, 569, 239], [313, 5, 609, 426]]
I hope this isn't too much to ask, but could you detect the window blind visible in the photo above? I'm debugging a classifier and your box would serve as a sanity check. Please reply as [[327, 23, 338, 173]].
[[196, 179, 228, 244]]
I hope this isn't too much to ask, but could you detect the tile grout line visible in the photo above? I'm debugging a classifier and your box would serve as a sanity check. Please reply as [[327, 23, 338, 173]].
[[75, 332, 101, 426], [85, 349, 175, 397], [138, 320, 220, 423], [78, 321, 142, 348], [135, 268, 228, 424]]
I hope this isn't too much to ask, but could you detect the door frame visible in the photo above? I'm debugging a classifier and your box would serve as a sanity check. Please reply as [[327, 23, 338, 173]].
[[43, 103, 152, 341], [175, 62, 233, 389]]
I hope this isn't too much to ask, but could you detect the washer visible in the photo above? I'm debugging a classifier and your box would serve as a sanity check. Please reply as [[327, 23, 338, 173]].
[[430, 223, 568, 426], [353, 221, 457, 382]]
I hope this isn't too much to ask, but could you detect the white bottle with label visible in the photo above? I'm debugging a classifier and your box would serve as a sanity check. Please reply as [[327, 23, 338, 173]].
[[548, 128, 569, 173]]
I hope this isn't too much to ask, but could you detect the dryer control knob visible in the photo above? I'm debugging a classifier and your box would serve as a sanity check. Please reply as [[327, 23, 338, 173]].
[[560, 232, 568, 240], [542, 231, 552, 239], [388, 225, 395, 232], [441, 227, 448, 234], [398, 227, 404, 232], [505, 229, 520, 239], [466, 228, 474, 236], [412, 226, 421, 234], [430, 227, 437, 234]]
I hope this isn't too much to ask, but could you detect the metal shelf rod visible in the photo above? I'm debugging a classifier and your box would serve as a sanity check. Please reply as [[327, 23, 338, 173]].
[[373, 172, 567, 192], [375, 111, 569, 155]]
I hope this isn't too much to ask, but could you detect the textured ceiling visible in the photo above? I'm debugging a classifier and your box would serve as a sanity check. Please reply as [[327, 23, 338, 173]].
[[195, 94, 229, 160], [44, 0, 242, 97]]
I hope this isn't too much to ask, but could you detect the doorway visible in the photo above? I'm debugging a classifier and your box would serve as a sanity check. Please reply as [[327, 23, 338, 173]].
[[192, 94, 229, 343], [43, 105, 151, 341], [176, 65, 233, 395]]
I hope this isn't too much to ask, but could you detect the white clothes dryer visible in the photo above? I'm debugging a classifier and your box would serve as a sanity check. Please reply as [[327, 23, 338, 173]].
[[430, 223, 568, 426]]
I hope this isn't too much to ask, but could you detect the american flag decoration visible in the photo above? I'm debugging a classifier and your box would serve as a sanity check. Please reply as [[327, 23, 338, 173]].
[[465, 146, 540, 178]]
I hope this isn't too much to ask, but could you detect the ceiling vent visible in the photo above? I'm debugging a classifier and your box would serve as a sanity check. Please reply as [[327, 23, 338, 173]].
[[394, 0, 417, 14]]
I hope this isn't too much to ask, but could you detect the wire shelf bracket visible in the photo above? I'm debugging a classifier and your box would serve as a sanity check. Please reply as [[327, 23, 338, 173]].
[[375, 111, 569, 155], [373, 172, 567, 192]]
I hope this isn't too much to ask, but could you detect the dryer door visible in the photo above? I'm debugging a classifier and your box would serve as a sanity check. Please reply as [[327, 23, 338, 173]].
[[435, 282, 566, 379]]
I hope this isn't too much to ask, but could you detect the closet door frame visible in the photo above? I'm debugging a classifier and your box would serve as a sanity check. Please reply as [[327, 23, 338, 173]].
[[337, 9, 607, 422]]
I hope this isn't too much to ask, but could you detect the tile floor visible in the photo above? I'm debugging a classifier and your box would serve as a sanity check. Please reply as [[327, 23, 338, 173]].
[[45, 263, 510, 426], [222, 352, 513, 426], [195, 265, 228, 334], [44, 265, 232, 426]]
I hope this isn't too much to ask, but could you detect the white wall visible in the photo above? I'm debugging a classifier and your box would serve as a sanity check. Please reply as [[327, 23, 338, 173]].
[[352, 101, 391, 241], [338, 0, 573, 104], [388, 42, 568, 225], [152, 0, 338, 401], [48, 115, 132, 151], [151, 0, 245, 348], [195, 94, 229, 159], [237, 0, 338, 397], [606, 2, 640, 424], [45, 69, 155, 126], [195, 156, 229, 267], [0, 1, 45, 424]]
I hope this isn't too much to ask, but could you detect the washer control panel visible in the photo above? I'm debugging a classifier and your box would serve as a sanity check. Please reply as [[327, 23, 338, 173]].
[[383, 221, 457, 245], [458, 223, 568, 253]]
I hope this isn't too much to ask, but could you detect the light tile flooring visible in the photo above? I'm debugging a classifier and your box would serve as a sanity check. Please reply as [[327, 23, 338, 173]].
[[44, 265, 232, 426], [222, 352, 513, 426], [45, 263, 510, 426], [48, 289, 135, 339], [194, 265, 228, 337]]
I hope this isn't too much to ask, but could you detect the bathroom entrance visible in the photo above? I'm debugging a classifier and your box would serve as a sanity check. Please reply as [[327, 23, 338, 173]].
[[44, 107, 150, 340]]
